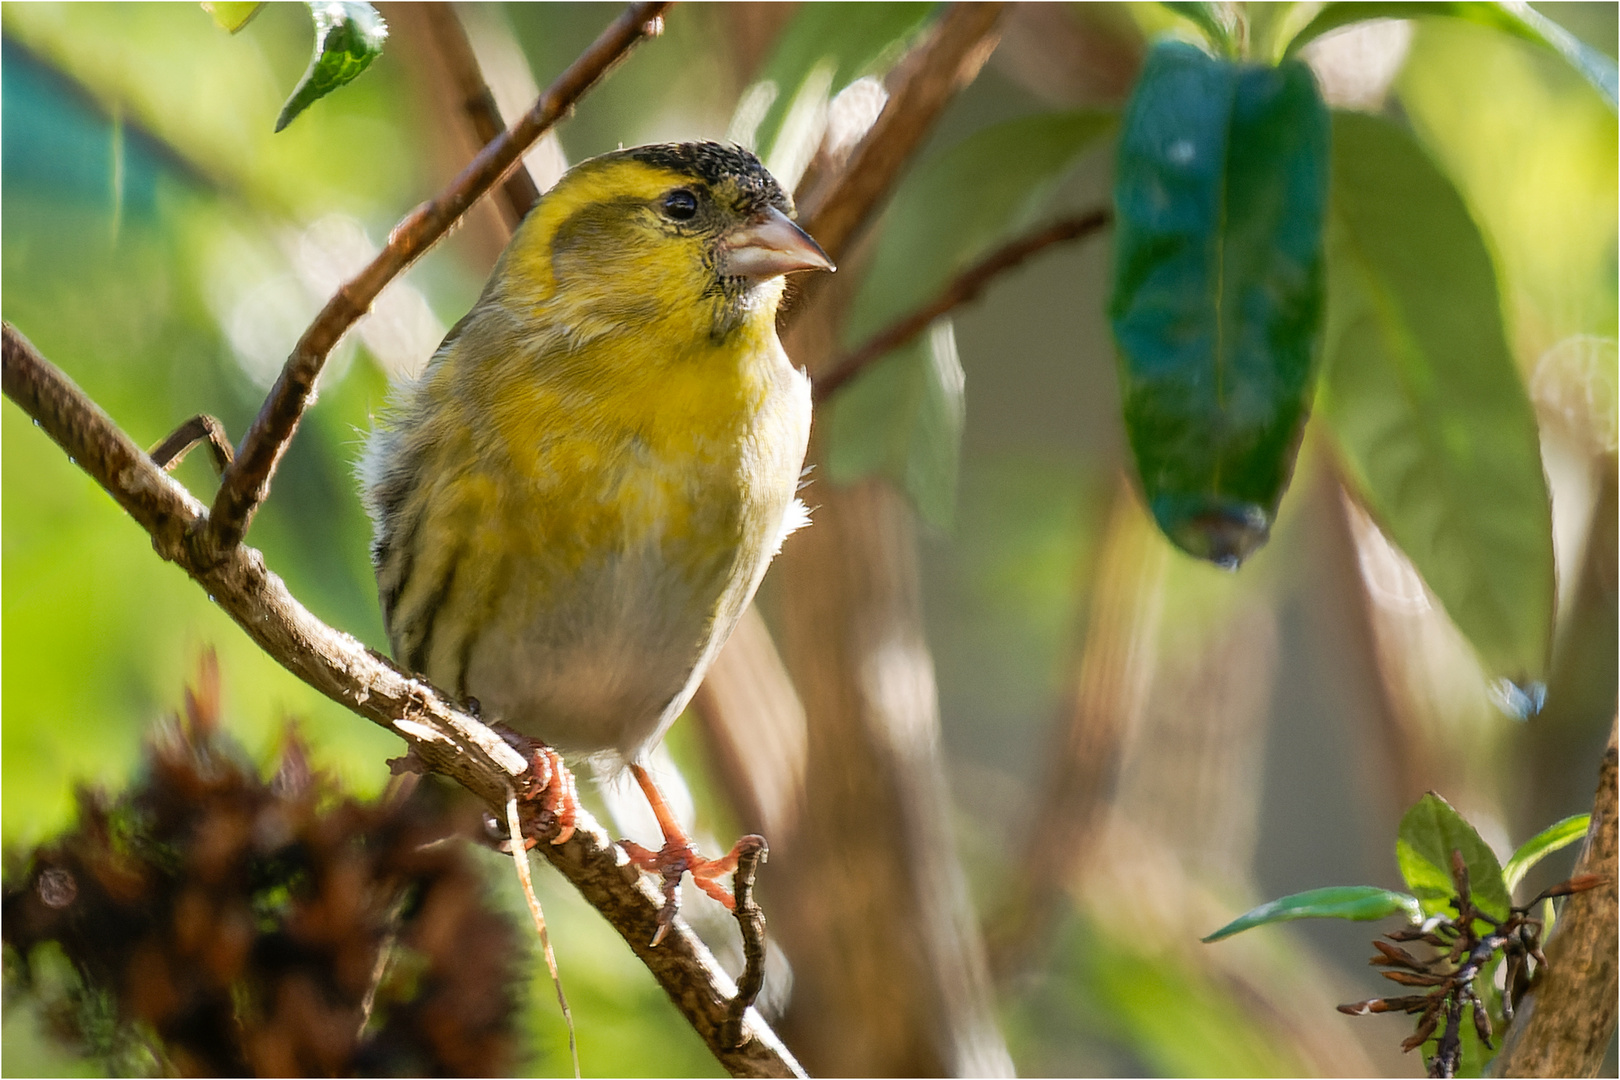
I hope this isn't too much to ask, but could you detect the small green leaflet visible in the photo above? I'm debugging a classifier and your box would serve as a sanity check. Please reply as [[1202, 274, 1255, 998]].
[[1503, 814, 1590, 895], [1320, 111, 1554, 687], [1110, 42, 1329, 568], [1202, 886, 1423, 943], [1395, 792, 1512, 923], [826, 110, 1112, 527], [275, 2, 388, 133], [1283, 2, 1618, 110]]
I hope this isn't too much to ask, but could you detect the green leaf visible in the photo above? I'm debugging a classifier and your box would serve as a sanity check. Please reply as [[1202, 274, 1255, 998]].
[[1395, 792, 1512, 923], [1202, 886, 1423, 942], [1109, 42, 1330, 568], [826, 110, 1113, 527], [749, 2, 934, 157], [1503, 814, 1590, 894], [203, 1, 266, 33], [1161, 2, 1241, 57], [1283, 2, 1617, 109], [1319, 111, 1554, 685], [274, 2, 388, 133]]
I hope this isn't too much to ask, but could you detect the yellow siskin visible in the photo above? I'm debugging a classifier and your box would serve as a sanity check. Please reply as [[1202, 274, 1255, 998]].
[[360, 142, 832, 927]]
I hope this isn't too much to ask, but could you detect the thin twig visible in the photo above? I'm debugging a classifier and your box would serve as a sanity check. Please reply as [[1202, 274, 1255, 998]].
[[793, 2, 1006, 265], [812, 209, 1111, 403], [421, 3, 542, 227], [2, 322, 805, 1080], [722, 835, 770, 1049], [204, 1, 669, 562], [149, 413, 234, 474]]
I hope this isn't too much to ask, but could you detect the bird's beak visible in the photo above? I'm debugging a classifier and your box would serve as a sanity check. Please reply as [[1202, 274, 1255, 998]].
[[720, 206, 835, 282]]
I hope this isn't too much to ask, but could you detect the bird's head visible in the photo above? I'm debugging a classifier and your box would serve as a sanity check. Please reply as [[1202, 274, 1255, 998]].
[[502, 142, 833, 343]]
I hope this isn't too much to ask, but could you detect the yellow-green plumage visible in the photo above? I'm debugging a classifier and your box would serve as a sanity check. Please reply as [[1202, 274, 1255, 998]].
[[362, 143, 823, 761]]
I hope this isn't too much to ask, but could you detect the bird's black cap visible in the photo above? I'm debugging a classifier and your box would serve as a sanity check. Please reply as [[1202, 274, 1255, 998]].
[[624, 141, 792, 216]]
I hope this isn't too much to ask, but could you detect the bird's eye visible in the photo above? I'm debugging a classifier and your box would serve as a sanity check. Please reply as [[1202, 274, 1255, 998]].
[[662, 188, 699, 221]]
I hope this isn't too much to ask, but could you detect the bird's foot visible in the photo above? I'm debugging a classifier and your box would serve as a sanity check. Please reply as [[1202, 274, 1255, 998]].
[[492, 726, 579, 847], [621, 763, 763, 945], [621, 834, 758, 945]]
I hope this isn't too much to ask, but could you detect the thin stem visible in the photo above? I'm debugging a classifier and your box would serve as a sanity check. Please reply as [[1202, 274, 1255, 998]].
[[812, 209, 1110, 402], [422, 3, 542, 227], [788, 2, 1007, 293], [205, 1, 669, 561]]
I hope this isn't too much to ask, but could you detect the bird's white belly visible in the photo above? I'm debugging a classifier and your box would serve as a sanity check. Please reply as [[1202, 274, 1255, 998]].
[[459, 528, 742, 760]]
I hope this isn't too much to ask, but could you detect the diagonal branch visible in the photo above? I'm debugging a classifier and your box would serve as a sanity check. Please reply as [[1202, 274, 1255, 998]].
[[204, 1, 669, 562], [420, 3, 543, 227], [811, 209, 1111, 404], [2, 323, 804, 1080], [793, 2, 1006, 263]]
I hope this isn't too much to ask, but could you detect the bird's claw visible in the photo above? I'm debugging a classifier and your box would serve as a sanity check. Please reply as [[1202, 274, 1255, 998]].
[[489, 727, 579, 846], [621, 835, 746, 944]]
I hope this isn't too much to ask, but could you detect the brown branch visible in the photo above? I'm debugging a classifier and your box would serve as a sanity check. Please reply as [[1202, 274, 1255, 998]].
[[2, 323, 805, 1080], [150, 413, 234, 474], [722, 836, 771, 1049], [1492, 714, 1618, 1077], [204, 1, 669, 562], [987, 476, 1167, 980], [796, 2, 1004, 261], [420, 3, 542, 227], [812, 209, 1111, 403]]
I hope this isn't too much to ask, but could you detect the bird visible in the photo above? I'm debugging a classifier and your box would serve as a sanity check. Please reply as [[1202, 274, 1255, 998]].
[[359, 141, 832, 935]]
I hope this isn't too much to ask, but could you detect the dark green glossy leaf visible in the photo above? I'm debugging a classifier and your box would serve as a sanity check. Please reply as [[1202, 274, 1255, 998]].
[[1503, 814, 1590, 894], [1320, 111, 1554, 685], [1284, 2, 1617, 109], [1395, 792, 1511, 923], [1160, 1, 1241, 57], [275, 2, 388, 133], [205, 1, 266, 34], [750, 2, 934, 157], [826, 110, 1113, 526], [1110, 42, 1329, 568], [1202, 886, 1423, 942]]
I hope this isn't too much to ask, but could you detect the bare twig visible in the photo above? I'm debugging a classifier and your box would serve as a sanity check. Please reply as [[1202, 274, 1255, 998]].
[[421, 3, 542, 227], [723, 836, 770, 1049], [812, 209, 1111, 403], [2, 323, 804, 1080], [1492, 714, 1618, 1077], [204, 1, 669, 562], [787, 2, 1006, 300], [149, 413, 234, 474]]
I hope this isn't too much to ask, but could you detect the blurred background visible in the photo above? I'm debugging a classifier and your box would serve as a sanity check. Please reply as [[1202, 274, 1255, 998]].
[[3, 3, 1614, 1076]]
